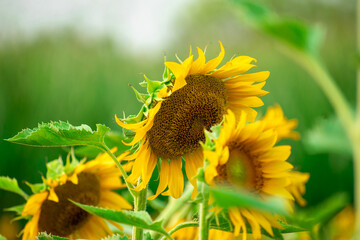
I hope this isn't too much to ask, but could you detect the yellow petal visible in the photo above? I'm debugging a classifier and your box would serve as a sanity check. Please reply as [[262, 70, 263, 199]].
[[168, 158, 184, 198], [202, 41, 225, 73], [22, 191, 48, 216], [148, 159, 170, 200]]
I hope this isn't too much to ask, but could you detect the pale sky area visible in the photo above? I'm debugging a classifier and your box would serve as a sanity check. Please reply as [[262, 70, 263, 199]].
[[0, 0, 192, 54]]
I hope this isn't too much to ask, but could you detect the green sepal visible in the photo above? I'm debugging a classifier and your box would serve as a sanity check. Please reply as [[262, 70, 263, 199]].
[[37, 232, 71, 240], [210, 187, 288, 215], [201, 130, 216, 151], [71, 201, 171, 239], [46, 157, 65, 180], [64, 148, 84, 175], [130, 84, 150, 104], [25, 182, 46, 194], [0, 176, 28, 199], [6, 121, 110, 149], [143, 75, 162, 94], [162, 57, 171, 82], [4, 204, 25, 215], [102, 234, 130, 240]]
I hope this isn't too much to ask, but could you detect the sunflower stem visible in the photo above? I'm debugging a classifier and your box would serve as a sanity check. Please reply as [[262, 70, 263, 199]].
[[199, 182, 210, 240], [133, 181, 148, 240], [101, 145, 136, 198]]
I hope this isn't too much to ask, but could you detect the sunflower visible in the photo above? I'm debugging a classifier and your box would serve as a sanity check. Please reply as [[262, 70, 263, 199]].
[[21, 149, 133, 240], [203, 106, 309, 240], [116, 42, 269, 199]]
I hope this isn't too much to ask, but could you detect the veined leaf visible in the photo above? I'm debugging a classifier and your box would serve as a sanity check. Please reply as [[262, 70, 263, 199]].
[[6, 121, 109, 149], [102, 234, 130, 240], [71, 201, 171, 238], [0, 177, 28, 199], [210, 187, 288, 215], [37, 232, 70, 240]]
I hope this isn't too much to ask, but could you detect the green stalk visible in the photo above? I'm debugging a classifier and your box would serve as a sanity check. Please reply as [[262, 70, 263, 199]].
[[199, 182, 210, 240], [132, 181, 148, 240], [101, 144, 136, 197]]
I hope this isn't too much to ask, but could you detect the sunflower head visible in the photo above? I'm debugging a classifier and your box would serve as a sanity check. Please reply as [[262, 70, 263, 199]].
[[116, 42, 270, 200], [19, 149, 132, 240], [203, 106, 309, 239]]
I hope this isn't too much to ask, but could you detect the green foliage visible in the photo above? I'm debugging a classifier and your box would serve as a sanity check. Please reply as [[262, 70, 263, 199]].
[[0, 235, 6, 240], [294, 193, 349, 229], [304, 116, 352, 156], [71, 201, 171, 239], [143, 232, 154, 240], [37, 232, 71, 240], [102, 234, 131, 240], [6, 121, 109, 149], [0, 176, 28, 199], [4, 204, 25, 215], [232, 0, 323, 55], [210, 187, 288, 215]]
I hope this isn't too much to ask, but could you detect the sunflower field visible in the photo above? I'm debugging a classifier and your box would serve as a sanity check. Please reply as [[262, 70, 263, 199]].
[[0, 0, 357, 239]]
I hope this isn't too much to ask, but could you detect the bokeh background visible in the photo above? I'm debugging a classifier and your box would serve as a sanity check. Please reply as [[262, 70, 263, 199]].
[[0, 0, 356, 238]]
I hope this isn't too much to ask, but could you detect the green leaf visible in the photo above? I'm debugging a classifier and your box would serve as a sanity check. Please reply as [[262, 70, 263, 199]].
[[71, 201, 171, 238], [37, 232, 71, 240], [210, 187, 288, 215], [102, 234, 130, 240], [0, 234, 7, 240], [4, 204, 25, 215], [6, 121, 109, 149], [295, 192, 349, 228], [232, 0, 323, 54], [0, 177, 28, 199], [263, 19, 323, 55], [303, 116, 352, 156]]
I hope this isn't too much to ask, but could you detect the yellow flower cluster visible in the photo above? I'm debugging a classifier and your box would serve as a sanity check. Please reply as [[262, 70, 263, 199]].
[[15, 42, 309, 240]]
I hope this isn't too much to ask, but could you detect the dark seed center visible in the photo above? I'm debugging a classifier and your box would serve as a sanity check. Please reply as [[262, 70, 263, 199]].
[[147, 74, 227, 160], [38, 172, 101, 237]]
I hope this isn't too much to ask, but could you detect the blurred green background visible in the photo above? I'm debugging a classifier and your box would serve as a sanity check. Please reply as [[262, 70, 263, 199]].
[[0, 0, 356, 238]]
